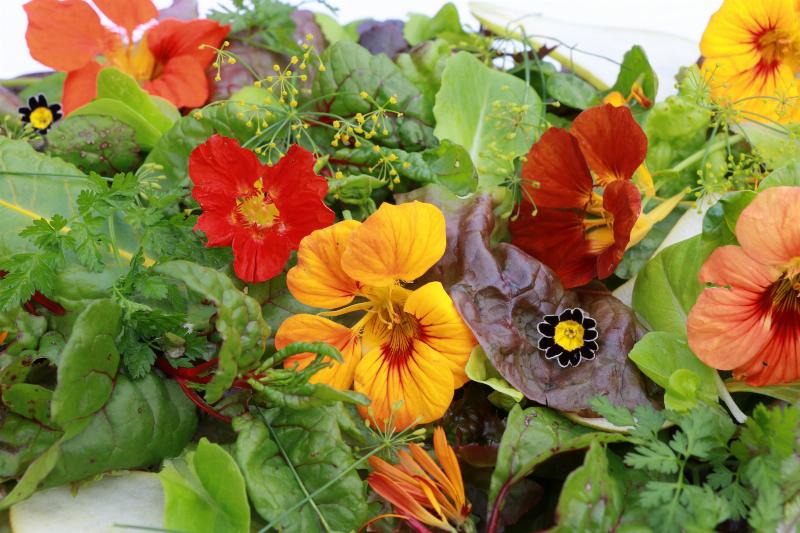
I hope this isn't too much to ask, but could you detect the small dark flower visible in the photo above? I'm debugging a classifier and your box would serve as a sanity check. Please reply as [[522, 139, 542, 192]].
[[18, 94, 62, 133], [537, 308, 599, 368]]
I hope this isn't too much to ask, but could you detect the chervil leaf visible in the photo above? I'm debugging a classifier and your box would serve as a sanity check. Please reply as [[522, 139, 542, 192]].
[[625, 440, 680, 474]]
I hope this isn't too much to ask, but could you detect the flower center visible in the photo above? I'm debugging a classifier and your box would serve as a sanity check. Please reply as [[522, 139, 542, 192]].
[[554, 320, 585, 351], [754, 27, 794, 69], [237, 192, 280, 228], [108, 39, 159, 83], [29, 107, 53, 130], [769, 273, 800, 311]]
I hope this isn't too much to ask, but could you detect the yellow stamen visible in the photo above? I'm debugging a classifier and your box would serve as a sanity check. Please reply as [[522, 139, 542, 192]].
[[554, 320, 585, 351]]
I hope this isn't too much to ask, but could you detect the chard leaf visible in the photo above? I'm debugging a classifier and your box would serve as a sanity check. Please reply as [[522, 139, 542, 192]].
[[48, 115, 143, 175], [70, 99, 162, 150], [233, 407, 369, 532], [0, 413, 61, 480], [0, 374, 197, 509], [489, 405, 626, 516], [433, 51, 543, 189], [51, 299, 122, 428], [313, 40, 435, 151], [404, 192, 656, 415], [155, 261, 270, 403], [0, 138, 90, 253], [550, 441, 624, 532], [160, 438, 250, 533]]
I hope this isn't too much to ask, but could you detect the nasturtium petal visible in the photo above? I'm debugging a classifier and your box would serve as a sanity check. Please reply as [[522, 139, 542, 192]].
[[736, 187, 800, 268], [92, 0, 157, 35], [341, 201, 446, 287], [287, 220, 363, 309], [355, 340, 454, 429], [275, 314, 362, 390], [24, 0, 118, 72], [405, 282, 475, 388]]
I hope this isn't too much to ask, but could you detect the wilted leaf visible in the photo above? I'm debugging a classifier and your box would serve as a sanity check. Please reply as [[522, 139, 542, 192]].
[[409, 193, 656, 415], [156, 261, 270, 403], [160, 438, 250, 533], [233, 407, 369, 532]]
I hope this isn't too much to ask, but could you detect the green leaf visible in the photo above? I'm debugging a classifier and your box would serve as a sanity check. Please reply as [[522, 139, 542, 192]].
[[760, 161, 800, 188], [328, 174, 386, 206], [489, 405, 626, 514], [1, 374, 197, 509], [0, 413, 61, 479], [160, 438, 250, 533], [404, 3, 467, 46], [155, 261, 270, 403], [700, 191, 756, 248], [628, 332, 716, 401], [70, 99, 163, 150], [546, 72, 597, 109], [465, 346, 523, 405], [0, 138, 90, 253], [396, 39, 452, 108], [314, 12, 358, 44], [551, 442, 624, 532], [610, 45, 657, 103], [95, 68, 175, 134], [51, 299, 122, 428], [233, 407, 369, 532], [725, 381, 800, 403], [663, 369, 706, 411], [257, 273, 319, 334], [434, 51, 543, 189], [313, 41, 436, 151], [3, 384, 53, 425], [48, 115, 144, 175], [631, 235, 707, 334], [738, 120, 800, 169], [20, 73, 66, 105], [143, 101, 254, 187]]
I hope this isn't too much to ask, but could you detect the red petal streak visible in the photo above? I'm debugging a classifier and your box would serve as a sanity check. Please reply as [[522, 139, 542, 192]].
[[571, 104, 647, 184]]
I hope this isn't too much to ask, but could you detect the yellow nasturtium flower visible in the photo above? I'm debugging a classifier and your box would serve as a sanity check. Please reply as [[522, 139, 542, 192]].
[[700, 0, 800, 123], [275, 202, 477, 429]]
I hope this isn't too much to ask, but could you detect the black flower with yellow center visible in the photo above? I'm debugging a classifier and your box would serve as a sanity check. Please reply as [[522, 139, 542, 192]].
[[537, 308, 599, 368], [18, 94, 62, 134]]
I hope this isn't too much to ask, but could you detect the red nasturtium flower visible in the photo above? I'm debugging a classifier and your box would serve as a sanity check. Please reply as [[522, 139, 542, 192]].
[[24, 0, 229, 113], [688, 186, 800, 386], [188, 134, 335, 283], [509, 104, 680, 289]]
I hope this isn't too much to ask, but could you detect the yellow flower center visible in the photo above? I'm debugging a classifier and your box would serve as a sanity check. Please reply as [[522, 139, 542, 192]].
[[554, 320, 585, 351], [29, 107, 53, 130], [107, 38, 159, 83], [237, 193, 280, 228]]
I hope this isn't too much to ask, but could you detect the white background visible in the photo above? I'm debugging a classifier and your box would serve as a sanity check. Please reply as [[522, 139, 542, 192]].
[[2, 0, 721, 98]]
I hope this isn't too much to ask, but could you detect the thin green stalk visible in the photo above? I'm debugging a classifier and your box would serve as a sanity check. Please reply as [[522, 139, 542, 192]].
[[256, 407, 333, 533], [0, 77, 41, 88], [669, 133, 744, 174]]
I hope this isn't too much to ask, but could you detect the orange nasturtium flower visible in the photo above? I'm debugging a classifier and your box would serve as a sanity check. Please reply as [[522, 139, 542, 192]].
[[24, 0, 229, 114], [700, 0, 800, 123], [275, 202, 477, 429], [688, 186, 800, 386], [368, 427, 472, 532]]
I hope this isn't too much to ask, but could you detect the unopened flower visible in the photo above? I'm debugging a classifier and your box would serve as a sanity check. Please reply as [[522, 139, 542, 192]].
[[368, 427, 472, 532]]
